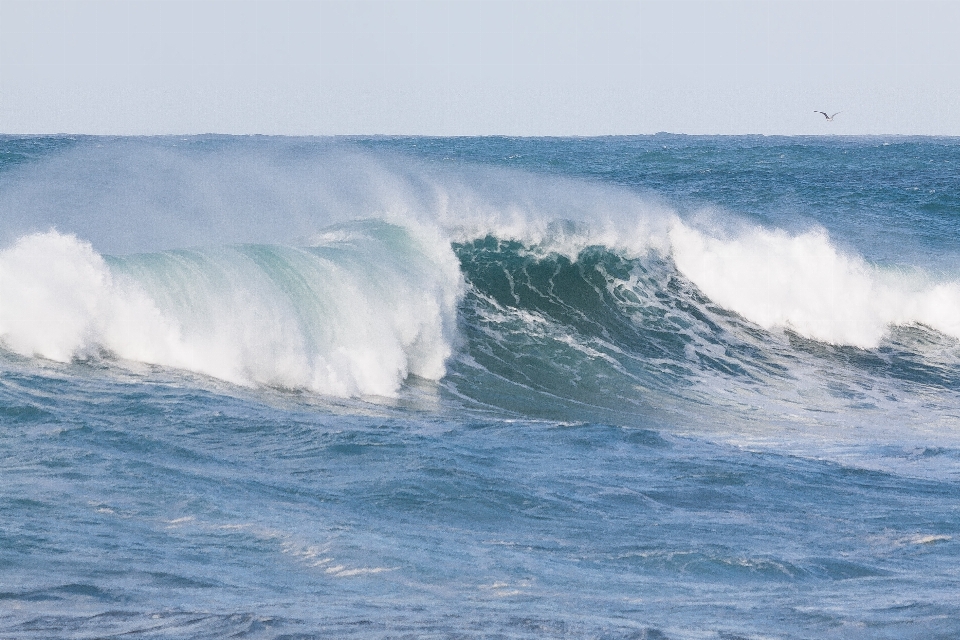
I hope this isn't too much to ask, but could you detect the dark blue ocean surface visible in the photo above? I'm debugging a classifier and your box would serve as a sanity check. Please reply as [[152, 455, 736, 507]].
[[1, 135, 959, 639]]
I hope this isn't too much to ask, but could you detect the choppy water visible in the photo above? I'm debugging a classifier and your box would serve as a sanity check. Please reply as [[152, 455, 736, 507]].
[[2, 135, 959, 639]]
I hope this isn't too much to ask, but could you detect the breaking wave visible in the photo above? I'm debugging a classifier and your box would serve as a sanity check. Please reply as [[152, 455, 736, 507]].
[[2, 138, 959, 409], [0, 221, 462, 397]]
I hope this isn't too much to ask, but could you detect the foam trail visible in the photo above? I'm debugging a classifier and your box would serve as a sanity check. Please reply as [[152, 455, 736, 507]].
[[0, 222, 463, 397], [670, 222, 960, 348]]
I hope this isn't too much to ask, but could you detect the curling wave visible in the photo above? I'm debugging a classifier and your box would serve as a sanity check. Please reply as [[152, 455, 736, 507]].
[[0, 221, 462, 397]]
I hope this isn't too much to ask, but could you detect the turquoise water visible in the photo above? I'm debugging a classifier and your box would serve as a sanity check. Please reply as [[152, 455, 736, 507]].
[[1, 135, 959, 639]]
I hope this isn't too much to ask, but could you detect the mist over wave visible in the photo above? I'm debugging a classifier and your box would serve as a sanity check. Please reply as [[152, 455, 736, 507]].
[[1, 135, 959, 398]]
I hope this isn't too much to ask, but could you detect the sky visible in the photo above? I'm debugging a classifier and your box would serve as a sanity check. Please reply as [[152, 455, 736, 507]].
[[0, 0, 958, 136]]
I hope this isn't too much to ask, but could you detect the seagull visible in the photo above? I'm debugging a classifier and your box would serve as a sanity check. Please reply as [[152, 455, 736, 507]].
[[815, 111, 841, 121]]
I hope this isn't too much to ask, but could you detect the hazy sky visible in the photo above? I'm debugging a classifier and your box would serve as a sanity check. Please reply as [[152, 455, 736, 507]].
[[1, 0, 957, 136]]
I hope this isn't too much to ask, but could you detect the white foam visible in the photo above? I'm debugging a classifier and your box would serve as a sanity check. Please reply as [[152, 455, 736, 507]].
[[0, 230, 183, 363], [421, 174, 675, 260], [909, 534, 951, 545], [0, 224, 462, 397], [669, 222, 960, 348]]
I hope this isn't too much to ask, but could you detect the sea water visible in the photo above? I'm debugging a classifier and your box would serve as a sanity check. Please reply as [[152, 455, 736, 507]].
[[1, 135, 959, 639]]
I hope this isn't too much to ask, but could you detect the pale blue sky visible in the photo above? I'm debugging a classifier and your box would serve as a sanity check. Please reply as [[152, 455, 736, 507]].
[[0, 0, 957, 135]]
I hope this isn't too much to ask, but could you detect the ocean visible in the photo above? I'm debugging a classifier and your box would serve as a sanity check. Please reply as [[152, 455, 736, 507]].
[[1, 134, 959, 639]]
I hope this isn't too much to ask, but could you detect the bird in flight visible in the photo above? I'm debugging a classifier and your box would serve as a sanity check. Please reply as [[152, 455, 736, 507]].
[[815, 111, 841, 121]]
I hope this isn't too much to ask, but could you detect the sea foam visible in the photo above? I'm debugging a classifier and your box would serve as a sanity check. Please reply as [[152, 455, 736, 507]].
[[0, 222, 462, 396], [669, 222, 960, 348]]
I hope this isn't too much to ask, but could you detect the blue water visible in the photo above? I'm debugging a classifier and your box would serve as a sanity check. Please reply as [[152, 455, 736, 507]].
[[2, 135, 960, 639]]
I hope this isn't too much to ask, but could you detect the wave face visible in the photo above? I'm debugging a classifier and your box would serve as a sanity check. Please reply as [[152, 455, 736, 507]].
[[3, 135, 960, 639], [448, 231, 960, 437]]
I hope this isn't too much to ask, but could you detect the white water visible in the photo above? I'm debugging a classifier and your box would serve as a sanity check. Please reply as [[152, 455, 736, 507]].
[[0, 223, 462, 397], [670, 222, 960, 348]]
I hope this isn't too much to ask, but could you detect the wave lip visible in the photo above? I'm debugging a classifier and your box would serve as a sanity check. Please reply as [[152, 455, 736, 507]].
[[0, 221, 463, 397]]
